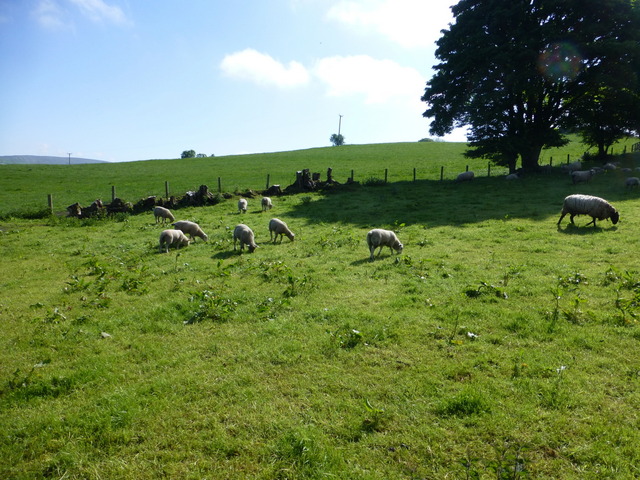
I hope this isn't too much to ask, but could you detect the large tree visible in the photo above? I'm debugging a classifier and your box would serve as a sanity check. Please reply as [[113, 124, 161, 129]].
[[422, 0, 640, 172]]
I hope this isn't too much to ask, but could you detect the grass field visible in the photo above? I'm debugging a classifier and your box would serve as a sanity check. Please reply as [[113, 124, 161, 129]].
[[1, 140, 640, 479]]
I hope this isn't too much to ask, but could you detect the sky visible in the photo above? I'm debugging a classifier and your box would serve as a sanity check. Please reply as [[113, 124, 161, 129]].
[[0, 0, 465, 162]]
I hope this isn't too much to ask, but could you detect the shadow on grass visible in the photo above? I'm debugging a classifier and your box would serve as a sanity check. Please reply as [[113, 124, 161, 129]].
[[285, 174, 632, 228], [557, 224, 619, 234]]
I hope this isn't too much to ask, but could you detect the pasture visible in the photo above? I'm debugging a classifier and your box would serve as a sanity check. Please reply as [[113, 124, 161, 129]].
[[1, 140, 640, 479]]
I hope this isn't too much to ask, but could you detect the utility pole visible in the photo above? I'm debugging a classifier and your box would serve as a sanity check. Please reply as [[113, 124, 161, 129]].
[[68, 153, 72, 165], [338, 115, 343, 136]]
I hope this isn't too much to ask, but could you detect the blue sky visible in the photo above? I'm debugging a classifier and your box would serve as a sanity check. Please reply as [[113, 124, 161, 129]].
[[0, 0, 464, 162]]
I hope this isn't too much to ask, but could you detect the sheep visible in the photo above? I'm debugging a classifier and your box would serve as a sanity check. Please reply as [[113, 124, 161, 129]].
[[153, 206, 175, 224], [173, 220, 208, 242], [269, 218, 295, 243], [505, 173, 519, 180], [571, 169, 595, 184], [455, 171, 474, 182], [603, 162, 617, 171], [366, 228, 403, 261], [233, 224, 258, 252], [625, 177, 640, 188], [238, 198, 248, 213], [159, 229, 190, 253], [561, 161, 582, 173], [261, 197, 273, 211], [557, 194, 619, 227]]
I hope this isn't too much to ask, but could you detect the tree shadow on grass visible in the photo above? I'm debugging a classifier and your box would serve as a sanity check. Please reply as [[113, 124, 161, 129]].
[[286, 175, 630, 229]]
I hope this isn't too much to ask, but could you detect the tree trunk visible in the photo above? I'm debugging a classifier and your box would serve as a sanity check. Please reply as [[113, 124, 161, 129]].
[[520, 144, 543, 172]]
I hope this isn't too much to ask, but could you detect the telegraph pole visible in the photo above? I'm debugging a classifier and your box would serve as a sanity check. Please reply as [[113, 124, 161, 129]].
[[338, 115, 343, 136]]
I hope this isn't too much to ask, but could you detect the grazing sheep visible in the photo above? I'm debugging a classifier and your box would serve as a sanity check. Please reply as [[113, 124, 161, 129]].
[[625, 177, 640, 188], [455, 171, 474, 182], [557, 194, 619, 227], [261, 197, 273, 211], [571, 169, 596, 184], [153, 206, 175, 224], [238, 198, 248, 213], [173, 220, 208, 242], [159, 229, 190, 253], [505, 173, 519, 180], [621, 167, 633, 174], [233, 224, 258, 252], [603, 162, 617, 171], [561, 161, 582, 173], [366, 228, 403, 261], [269, 218, 295, 243]]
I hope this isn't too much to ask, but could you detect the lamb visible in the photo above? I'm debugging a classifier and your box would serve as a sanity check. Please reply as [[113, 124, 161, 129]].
[[571, 169, 596, 184], [233, 224, 258, 252], [268, 218, 295, 243], [238, 198, 248, 213], [557, 194, 619, 227], [625, 177, 640, 188], [173, 220, 208, 242], [153, 206, 175, 224], [366, 228, 403, 261], [159, 229, 190, 253], [261, 197, 273, 211], [455, 171, 474, 182]]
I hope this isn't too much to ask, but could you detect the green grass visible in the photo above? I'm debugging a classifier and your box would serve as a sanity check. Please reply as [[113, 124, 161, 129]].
[[2, 140, 640, 479]]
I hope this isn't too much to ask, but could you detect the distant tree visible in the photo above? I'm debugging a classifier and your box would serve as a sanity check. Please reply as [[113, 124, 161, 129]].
[[422, 0, 640, 172], [181, 150, 196, 159], [196, 153, 207, 158], [330, 133, 345, 146]]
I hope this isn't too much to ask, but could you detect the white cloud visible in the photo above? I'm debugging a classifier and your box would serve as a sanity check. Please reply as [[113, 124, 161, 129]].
[[327, 0, 453, 48], [314, 55, 425, 104], [220, 49, 310, 89], [68, 0, 130, 26], [32, 0, 70, 30]]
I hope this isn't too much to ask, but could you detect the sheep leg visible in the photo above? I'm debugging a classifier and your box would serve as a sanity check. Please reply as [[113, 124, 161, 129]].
[[586, 217, 596, 227], [557, 212, 567, 225]]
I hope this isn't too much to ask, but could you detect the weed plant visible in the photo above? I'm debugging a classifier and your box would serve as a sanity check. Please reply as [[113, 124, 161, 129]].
[[1, 141, 640, 478]]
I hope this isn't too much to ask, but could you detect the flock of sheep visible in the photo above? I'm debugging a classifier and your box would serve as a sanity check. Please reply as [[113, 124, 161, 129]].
[[153, 160, 628, 260], [153, 197, 404, 261]]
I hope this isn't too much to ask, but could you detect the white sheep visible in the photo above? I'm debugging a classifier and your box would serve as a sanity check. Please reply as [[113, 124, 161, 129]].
[[173, 220, 208, 242], [366, 228, 403, 261], [571, 169, 595, 184], [153, 206, 175, 224], [505, 173, 519, 180], [603, 162, 617, 171], [561, 161, 582, 173], [557, 194, 619, 227], [269, 218, 295, 243], [261, 197, 273, 211], [233, 224, 258, 252], [238, 198, 248, 213], [455, 171, 474, 182], [159, 229, 190, 253], [625, 177, 640, 188]]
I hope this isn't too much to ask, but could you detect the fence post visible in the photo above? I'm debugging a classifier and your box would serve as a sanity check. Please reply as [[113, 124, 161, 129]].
[[466, 165, 469, 172], [384, 168, 388, 183], [48, 194, 53, 214], [266, 174, 270, 189], [567, 154, 570, 164], [165, 181, 169, 198], [218, 177, 221, 193], [413, 167, 416, 182], [440, 166, 444, 181], [550, 156, 553, 167], [351, 169, 354, 182], [111, 186, 116, 201], [487, 162, 491, 177]]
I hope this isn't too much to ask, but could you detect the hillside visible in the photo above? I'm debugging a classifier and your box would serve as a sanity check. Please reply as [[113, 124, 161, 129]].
[[0, 155, 107, 165]]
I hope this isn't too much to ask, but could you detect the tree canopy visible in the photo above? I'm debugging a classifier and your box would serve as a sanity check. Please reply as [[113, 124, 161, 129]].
[[422, 0, 640, 172]]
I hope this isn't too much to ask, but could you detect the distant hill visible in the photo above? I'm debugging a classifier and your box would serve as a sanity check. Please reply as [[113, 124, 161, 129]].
[[0, 155, 108, 165]]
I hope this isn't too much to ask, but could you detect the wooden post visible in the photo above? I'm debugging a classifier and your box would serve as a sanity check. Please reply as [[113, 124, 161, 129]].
[[111, 186, 116, 202], [47, 194, 53, 214], [266, 174, 270, 189], [567, 154, 570, 164], [218, 177, 221, 193], [165, 181, 169, 198], [440, 166, 444, 181], [487, 162, 491, 177], [351, 169, 354, 182], [466, 165, 469, 172], [384, 168, 388, 183], [550, 156, 553, 167], [413, 167, 416, 182]]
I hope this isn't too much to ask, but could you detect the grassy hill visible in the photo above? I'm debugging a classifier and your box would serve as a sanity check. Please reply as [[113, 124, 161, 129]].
[[1, 140, 640, 479], [2, 139, 633, 218]]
